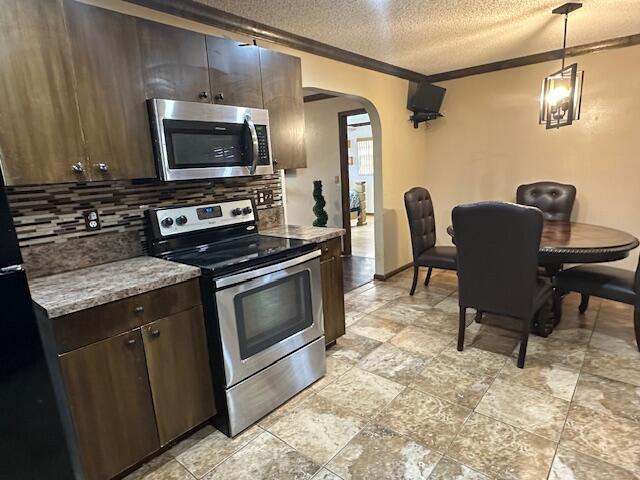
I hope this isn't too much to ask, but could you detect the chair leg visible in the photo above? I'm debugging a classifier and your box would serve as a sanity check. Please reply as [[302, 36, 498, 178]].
[[517, 314, 533, 369], [424, 267, 433, 286], [409, 266, 419, 296], [475, 310, 483, 323], [579, 294, 590, 314], [634, 307, 640, 352], [457, 307, 466, 351], [553, 288, 563, 324]]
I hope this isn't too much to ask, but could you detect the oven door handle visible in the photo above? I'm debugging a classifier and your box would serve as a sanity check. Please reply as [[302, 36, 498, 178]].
[[216, 249, 321, 288], [245, 115, 259, 175]]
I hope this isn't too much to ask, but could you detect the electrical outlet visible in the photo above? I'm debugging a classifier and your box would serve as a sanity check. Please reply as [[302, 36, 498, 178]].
[[83, 209, 101, 232], [257, 189, 274, 206]]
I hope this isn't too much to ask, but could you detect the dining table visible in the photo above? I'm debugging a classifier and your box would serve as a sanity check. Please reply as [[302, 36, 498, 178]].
[[447, 221, 639, 336]]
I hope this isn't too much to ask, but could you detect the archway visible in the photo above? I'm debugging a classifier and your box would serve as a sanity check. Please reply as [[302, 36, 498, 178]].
[[282, 87, 383, 290]]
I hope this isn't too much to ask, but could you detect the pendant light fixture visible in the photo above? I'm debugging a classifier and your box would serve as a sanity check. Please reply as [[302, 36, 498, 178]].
[[539, 2, 584, 129]]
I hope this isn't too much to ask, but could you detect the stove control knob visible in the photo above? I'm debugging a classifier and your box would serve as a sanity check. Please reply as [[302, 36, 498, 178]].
[[161, 217, 174, 228], [231, 208, 242, 216], [175, 215, 188, 226], [242, 207, 253, 215]]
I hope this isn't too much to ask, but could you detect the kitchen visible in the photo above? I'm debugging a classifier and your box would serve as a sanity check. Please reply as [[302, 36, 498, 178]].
[[0, 1, 346, 479]]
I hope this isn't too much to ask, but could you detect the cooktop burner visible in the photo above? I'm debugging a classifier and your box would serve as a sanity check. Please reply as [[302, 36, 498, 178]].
[[164, 234, 313, 275]]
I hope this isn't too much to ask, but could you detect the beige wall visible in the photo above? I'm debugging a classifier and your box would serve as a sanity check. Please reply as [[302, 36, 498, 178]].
[[427, 44, 640, 270], [285, 97, 364, 229], [79, 0, 432, 276]]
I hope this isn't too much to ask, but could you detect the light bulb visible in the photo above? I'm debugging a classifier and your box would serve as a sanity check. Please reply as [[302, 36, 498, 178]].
[[547, 86, 570, 107]]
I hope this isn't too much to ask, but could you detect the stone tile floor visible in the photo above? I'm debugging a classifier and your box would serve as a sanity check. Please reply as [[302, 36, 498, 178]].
[[128, 269, 640, 480]]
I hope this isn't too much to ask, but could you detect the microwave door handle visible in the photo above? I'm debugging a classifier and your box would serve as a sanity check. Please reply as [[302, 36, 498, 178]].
[[244, 116, 259, 174]]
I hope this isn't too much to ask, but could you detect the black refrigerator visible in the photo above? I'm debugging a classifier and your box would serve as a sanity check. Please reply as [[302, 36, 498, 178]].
[[0, 171, 81, 479]]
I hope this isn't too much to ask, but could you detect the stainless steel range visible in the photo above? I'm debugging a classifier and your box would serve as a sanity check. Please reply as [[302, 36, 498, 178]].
[[146, 199, 325, 437]]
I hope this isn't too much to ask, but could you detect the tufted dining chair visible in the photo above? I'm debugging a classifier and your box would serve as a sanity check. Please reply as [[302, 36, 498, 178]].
[[555, 257, 640, 350], [516, 181, 577, 222], [453, 202, 552, 368], [403, 187, 456, 295]]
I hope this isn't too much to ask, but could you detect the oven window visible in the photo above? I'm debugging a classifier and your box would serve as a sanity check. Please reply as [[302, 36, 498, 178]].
[[163, 120, 248, 168], [234, 270, 313, 360]]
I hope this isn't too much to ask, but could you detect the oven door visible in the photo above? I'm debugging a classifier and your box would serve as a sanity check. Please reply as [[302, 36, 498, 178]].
[[214, 250, 323, 387], [148, 99, 273, 181]]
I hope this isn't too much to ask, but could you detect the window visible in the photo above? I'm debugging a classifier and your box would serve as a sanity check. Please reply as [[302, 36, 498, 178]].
[[356, 137, 374, 175]]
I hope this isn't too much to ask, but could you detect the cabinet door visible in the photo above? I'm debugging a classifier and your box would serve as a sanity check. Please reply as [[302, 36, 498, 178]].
[[142, 306, 215, 445], [206, 36, 263, 108], [60, 330, 159, 480], [137, 19, 211, 103], [0, 0, 86, 185], [62, 0, 154, 181], [321, 255, 346, 345], [259, 49, 307, 169]]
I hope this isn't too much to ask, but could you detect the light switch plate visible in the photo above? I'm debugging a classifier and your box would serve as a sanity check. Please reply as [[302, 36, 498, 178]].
[[83, 209, 101, 231]]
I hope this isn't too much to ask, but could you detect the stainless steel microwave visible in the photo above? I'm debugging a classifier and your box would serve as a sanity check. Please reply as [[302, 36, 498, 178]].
[[147, 99, 274, 181]]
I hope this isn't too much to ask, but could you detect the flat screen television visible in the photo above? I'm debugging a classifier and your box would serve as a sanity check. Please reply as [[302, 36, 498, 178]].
[[407, 83, 446, 115]]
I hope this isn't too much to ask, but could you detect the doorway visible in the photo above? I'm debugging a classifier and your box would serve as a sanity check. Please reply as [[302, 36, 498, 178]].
[[284, 89, 381, 292], [338, 108, 376, 291]]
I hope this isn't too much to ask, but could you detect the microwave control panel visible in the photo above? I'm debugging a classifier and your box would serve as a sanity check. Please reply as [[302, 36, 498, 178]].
[[256, 125, 270, 165]]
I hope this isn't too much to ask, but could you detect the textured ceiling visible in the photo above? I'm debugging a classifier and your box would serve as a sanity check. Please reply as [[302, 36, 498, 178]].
[[195, 0, 640, 75]]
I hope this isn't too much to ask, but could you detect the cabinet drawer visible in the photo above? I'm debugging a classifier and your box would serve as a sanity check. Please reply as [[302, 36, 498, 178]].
[[53, 279, 201, 353], [319, 237, 342, 261]]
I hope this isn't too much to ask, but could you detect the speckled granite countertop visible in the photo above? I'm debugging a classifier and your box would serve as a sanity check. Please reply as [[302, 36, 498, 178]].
[[261, 225, 345, 243], [29, 256, 201, 319]]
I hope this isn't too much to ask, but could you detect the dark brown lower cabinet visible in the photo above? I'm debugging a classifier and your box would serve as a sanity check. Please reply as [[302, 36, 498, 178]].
[[142, 306, 215, 445], [57, 281, 216, 479], [60, 330, 159, 480], [319, 238, 346, 345]]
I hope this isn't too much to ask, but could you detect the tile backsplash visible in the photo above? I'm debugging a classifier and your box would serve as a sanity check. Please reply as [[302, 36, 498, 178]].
[[7, 175, 283, 278]]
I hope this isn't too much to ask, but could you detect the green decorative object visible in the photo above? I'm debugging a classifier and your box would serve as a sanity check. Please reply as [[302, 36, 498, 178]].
[[312, 180, 328, 227]]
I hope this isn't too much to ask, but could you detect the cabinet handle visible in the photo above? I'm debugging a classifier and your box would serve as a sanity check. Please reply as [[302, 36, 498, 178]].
[[150, 329, 160, 338], [324, 247, 329, 253], [95, 163, 109, 172], [214, 92, 224, 101], [126, 338, 136, 346], [198, 91, 209, 99], [71, 162, 84, 173], [133, 305, 144, 314]]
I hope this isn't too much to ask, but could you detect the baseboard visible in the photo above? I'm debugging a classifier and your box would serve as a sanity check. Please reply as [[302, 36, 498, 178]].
[[373, 262, 413, 281]]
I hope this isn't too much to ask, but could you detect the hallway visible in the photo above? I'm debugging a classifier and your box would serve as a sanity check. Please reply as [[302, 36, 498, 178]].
[[343, 216, 375, 292]]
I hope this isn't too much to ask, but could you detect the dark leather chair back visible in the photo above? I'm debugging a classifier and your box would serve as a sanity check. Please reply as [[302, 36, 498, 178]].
[[404, 187, 436, 258], [635, 257, 640, 295], [516, 181, 576, 221], [452, 202, 543, 319]]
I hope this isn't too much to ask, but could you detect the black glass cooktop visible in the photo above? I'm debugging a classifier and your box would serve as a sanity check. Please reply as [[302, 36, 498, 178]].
[[163, 234, 315, 276]]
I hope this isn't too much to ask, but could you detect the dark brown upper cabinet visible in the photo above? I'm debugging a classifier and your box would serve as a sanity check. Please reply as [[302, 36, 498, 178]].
[[62, 0, 154, 181], [137, 19, 211, 103], [206, 36, 263, 109], [0, 0, 87, 185], [259, 49, 307, 170]]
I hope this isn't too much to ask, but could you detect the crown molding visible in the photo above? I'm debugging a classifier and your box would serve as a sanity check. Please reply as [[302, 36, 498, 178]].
[[423, 33, 640, 83], [125, 0, 431, 83], [125, 1, 640, 86]]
